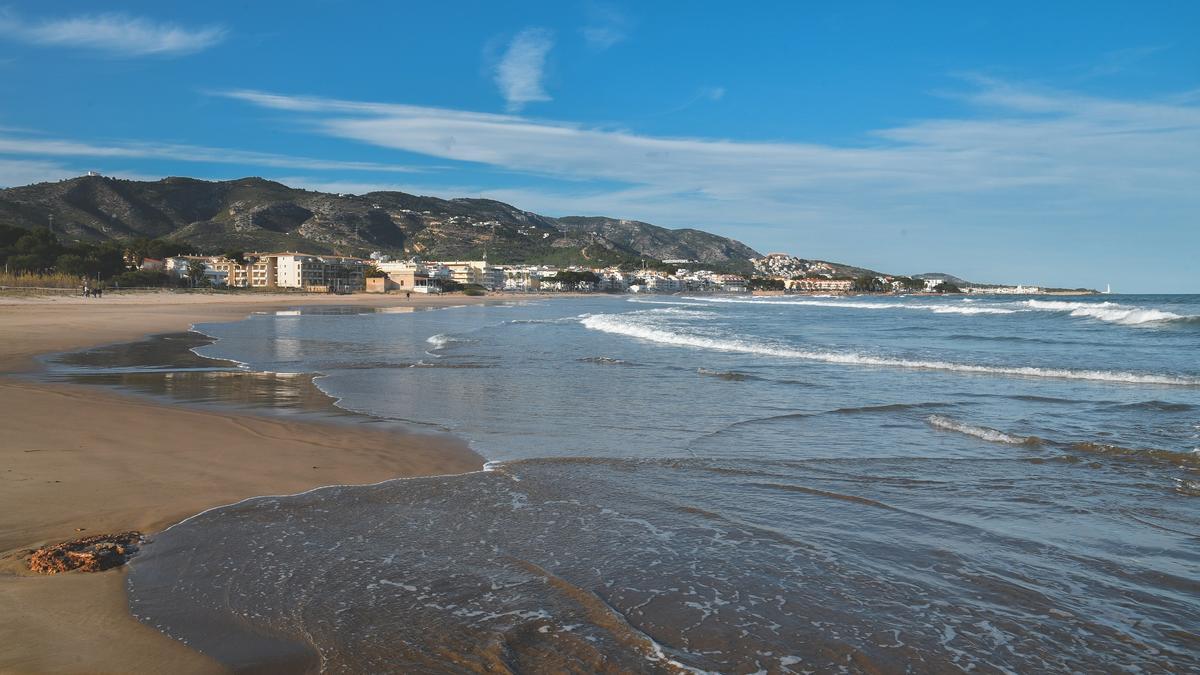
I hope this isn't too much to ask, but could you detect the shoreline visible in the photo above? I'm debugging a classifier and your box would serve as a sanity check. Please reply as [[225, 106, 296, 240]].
[[0, 292, 499, 673]]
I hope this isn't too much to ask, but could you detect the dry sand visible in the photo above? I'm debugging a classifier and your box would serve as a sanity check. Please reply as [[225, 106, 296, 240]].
[[0, 291, 490, 673]]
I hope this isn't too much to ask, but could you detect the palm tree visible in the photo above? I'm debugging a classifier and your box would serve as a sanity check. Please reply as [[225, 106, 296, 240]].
[[186, 259, 207, 288]]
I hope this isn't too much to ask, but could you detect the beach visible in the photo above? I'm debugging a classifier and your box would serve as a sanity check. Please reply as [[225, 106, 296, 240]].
[[3, 291, 1197, 672], [0, 292, 487, 673]]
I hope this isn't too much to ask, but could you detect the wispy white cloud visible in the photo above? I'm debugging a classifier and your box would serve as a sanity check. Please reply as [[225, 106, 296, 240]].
[[494, 28, 554, 112], [0, 132, 423, 173], [581, 3, 629, 50], [221, 81, 1200, 201], [581, 26, 623, 51], [0, 158, 78, 187], [0, 10, 225, 56], [1081, 45, 1167, 79]]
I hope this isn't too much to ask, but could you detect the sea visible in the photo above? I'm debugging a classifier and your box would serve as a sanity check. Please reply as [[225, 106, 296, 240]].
[[55, 294, 1200, 672]]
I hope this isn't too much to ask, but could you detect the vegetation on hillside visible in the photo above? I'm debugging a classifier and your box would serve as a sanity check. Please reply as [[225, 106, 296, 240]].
[[0, 175, 761, 270]]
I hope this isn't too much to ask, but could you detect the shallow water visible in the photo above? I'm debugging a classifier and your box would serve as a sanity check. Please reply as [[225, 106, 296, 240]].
[[82, 295, 1200, 672]]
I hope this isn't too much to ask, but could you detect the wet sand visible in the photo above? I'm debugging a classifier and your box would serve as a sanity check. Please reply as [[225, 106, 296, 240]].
[[0, 292, 489, 673]]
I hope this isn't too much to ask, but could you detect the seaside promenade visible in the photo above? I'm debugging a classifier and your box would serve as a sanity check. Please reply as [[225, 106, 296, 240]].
[[0, 291, 488, 673]]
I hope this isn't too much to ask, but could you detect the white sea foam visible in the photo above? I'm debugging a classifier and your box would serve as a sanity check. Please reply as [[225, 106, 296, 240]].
[[580, 313, 1200, 386], [426, 333, 479, 349], [681, 296, 1021, 315], [926, 415, 1033, 445], [626, 307, 714, 319], [626, 297, 710, 307], [1023, 300, 1197, 326]]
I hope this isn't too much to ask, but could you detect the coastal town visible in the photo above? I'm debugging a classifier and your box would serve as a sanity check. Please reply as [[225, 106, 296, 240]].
[[131, 250, 1055, 295], [139, 251, 749, 294]]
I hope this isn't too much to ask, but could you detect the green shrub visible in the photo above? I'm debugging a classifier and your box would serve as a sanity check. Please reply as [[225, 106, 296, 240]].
[[111, 269, 173, 288]]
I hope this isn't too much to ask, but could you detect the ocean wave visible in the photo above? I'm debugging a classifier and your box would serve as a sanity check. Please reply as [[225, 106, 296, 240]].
[[677, 295, 1200, 326], [645, 307, 714, 317], [425, 333, 479, 350], [831, 402, 951, 415], [945, 333, 1090, 346], [696, 368, 761, 381], [927, 415, 1039, 445], [1023, 300, 1200, 326], [1101, 400, 1195, 412], [681, 296, 1021, 315], [625, 298, 710, 307], [580, 313, 1200, 386], [1069, 442, 1199, 468], [506, 318, 578, 325], [578, 356, 633, 366]]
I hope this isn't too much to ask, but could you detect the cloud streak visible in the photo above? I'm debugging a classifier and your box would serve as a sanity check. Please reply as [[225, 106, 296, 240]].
[[220, 82, 1200, 204], [0, 11, 225, 56], [581, 3, 629, 50], [494, 28, 554, 111], [0, 132, 422, 173]]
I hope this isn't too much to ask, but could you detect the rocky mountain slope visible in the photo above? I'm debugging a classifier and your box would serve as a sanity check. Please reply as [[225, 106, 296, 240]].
[[0, 175, 760, 269]]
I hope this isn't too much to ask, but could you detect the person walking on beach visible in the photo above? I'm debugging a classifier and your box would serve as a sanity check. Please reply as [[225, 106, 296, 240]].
[[82, 282, 89, 298], [94, 286, 103, 299]]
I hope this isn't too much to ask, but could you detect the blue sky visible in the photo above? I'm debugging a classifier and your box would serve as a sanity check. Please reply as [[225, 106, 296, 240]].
[[0, 1, 1197, 291]]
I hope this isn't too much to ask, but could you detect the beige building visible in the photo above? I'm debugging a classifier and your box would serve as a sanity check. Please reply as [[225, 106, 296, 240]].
[[368, 261, 437, 293], [434, 260, 505, 289], [206, 255, 278, 288]]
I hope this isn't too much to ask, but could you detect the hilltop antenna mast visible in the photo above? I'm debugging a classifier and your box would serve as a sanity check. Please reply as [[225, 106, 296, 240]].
[[484, 222, 496, 263]]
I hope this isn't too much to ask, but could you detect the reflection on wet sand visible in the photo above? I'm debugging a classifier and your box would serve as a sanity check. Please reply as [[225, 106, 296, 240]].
[[46, 331, 347, 418], [64, 369, 339, 414]]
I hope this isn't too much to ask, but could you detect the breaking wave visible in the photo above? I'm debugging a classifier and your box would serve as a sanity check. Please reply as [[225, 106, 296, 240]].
[[580, 313, 1200, 386], [927, 415, 1038, 445], [425, 333, 478, 350], [1023, 300, 1200, 326], [668, 296, 1200, 326], [682, 296, 1021, 315], [626, 298, 710, 307]]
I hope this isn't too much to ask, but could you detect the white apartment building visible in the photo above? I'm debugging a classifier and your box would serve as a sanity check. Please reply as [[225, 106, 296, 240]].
[[166, 253, 367, 291], [644, 276, 683, 293], [274, 254, 367, 292]]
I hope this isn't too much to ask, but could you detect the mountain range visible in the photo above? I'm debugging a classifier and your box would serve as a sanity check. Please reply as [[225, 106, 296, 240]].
[[0, 175, 761, 271]]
